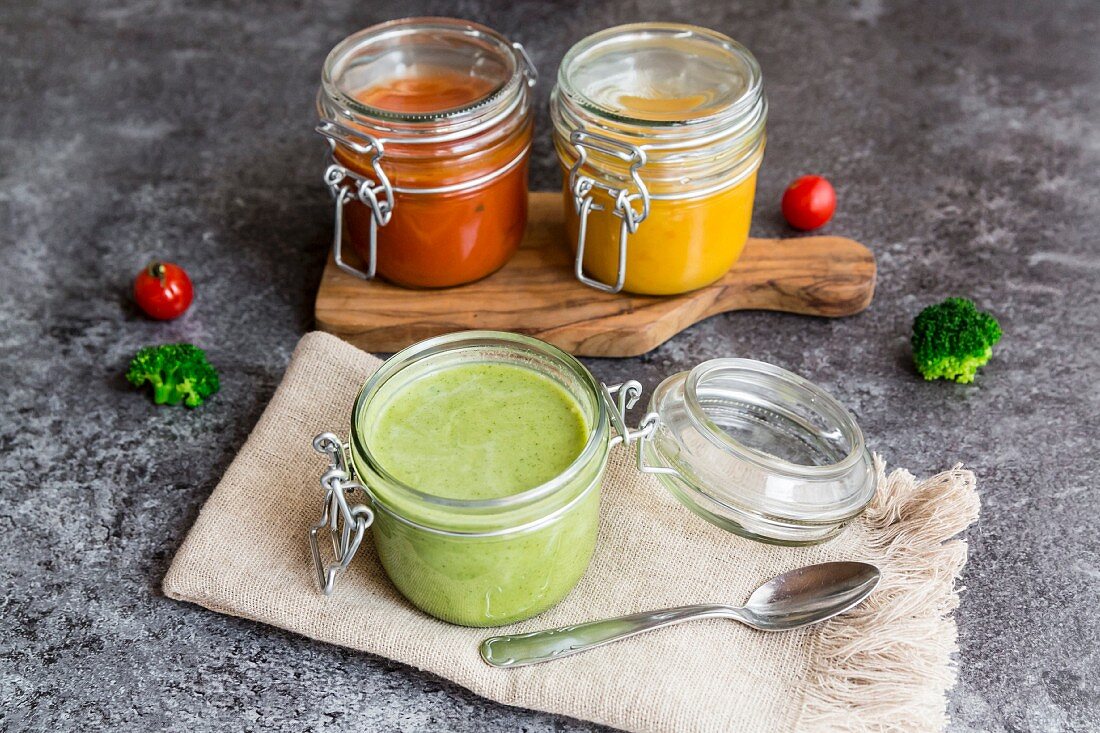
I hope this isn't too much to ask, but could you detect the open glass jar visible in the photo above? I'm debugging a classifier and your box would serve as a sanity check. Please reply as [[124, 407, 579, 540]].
[[317, 18, 536, 288], [312, 332, 610, 627], [550, 24, 767, 295], [310, 332, 875, 627]]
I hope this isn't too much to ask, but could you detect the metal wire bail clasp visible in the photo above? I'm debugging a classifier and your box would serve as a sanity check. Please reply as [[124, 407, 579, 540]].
[[309, 432, 374, 596], [317, 120, 395, 280], [512, 42, 538, 88], [568, 130, 651, 294], [602, 382, 677, 477]]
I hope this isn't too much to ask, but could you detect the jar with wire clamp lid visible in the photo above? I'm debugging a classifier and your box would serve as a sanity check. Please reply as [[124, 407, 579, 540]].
[[309, 332, 876, 627], [550, 23, 768, 295], [317, 17, 537, 288]]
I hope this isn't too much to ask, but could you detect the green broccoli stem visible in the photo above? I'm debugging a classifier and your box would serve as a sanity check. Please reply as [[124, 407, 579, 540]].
[[152, 366, 184, 404], [152, 381, 177, 404]]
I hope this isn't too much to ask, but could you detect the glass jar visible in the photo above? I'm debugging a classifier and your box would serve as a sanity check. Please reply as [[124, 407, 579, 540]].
[[315, 332, 610, 627], [550, 23, 767, 295], [317, 18, 537, 288], [310, 333, 876, 626]]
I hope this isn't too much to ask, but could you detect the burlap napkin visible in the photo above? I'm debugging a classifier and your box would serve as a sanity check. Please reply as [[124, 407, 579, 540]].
[[164, 331, 980, 733]]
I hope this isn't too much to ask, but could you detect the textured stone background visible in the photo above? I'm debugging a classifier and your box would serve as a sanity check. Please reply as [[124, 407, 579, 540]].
[[2, 1, 1098, 731]]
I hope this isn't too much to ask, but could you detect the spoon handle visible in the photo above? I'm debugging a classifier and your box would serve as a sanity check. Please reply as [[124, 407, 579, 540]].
[[480, 604, 739, 668]]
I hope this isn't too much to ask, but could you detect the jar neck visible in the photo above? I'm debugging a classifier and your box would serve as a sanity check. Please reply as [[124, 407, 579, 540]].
[[328, 112, 532, 190], [318, 84, 532, 154], [551, 87, 766, 197]]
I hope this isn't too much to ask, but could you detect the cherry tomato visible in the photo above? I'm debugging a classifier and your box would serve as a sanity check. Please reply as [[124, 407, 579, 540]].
[[781, 175, 836, 230], [133, 261, 193, 320]]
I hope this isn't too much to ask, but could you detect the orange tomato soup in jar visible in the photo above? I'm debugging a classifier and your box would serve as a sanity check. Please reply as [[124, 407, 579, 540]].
[[317, 18, 536, 288], [550, 24, 767, 295]]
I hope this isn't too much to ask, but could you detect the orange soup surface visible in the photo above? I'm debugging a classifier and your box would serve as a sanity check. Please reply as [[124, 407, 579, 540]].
[[356, 69, 498, 114]]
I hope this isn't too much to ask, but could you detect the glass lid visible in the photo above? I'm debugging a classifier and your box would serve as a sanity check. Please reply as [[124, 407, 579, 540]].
[[558, 23, 762, 125], [641, 358, 877, 545], [322, 17, 520, 123]]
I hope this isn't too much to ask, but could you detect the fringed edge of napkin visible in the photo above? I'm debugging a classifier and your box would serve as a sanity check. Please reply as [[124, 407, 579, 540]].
[[797, 462, 981, 732]]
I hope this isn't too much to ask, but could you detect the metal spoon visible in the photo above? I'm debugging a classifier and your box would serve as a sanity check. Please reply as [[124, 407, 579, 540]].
[[479, 561, 881, 668]]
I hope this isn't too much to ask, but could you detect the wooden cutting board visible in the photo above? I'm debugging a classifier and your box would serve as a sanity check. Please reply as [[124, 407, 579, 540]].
[[314, 192, 875, 357]]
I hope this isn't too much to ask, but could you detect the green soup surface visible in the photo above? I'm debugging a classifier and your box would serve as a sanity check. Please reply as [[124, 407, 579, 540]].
[[369, 362, 590, 500]]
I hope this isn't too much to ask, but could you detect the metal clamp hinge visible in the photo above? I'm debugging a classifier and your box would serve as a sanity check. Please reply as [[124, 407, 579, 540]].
[[603, 382, 677, 476], [569, 130, 650, 293], [309, 432, 374, 596], [513, 42, 538, 88], [317, 120, 395, 280]]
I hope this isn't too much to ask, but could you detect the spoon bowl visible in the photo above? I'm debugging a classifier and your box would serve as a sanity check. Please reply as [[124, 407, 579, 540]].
[[741, 561, 882, 631], [480, 561, 881, 668]]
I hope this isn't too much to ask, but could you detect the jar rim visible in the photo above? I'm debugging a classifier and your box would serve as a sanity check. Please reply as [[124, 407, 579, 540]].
[[683, 358, 867, 479], [349, 330, 610, 515], [321, 17, 525, 130]]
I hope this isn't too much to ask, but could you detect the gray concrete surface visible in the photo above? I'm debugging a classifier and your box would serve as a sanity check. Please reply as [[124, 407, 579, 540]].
[[2, 1, 1098, 731]]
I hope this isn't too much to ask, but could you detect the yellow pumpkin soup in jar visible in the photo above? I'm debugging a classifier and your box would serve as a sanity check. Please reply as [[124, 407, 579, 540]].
[[550, 23, 767, 295]]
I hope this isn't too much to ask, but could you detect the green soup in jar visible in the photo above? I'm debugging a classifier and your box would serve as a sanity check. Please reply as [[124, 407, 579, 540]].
[[350, 333, 609, 627], [370, 363, 591, 500]]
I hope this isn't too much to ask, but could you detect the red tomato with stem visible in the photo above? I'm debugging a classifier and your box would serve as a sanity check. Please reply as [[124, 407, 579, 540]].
[[134, 261, 193, 320], [781, 175, 836, 230]]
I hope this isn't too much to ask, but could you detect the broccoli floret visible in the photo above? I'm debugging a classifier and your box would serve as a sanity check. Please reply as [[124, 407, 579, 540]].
[[126, 343, 220, 407], [911, 297, 1002, 384]]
